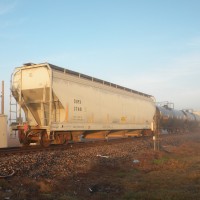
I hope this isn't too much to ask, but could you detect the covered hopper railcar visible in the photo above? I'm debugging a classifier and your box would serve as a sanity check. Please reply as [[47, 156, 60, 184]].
[[11, 63, 156, 147]]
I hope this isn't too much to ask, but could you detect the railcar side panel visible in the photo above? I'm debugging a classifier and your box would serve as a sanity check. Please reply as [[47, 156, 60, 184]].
[[51, 69, 155, 131]]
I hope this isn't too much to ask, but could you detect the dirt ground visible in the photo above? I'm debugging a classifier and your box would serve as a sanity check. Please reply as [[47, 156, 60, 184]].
[[0, 131, 200, 200]]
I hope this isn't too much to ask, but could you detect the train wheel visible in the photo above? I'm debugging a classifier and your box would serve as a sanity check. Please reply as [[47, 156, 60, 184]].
[[54, 133, 66, 145], [40, 130, 50, 147], [18, 130, 24, 144], [18, 130, 30, 146]]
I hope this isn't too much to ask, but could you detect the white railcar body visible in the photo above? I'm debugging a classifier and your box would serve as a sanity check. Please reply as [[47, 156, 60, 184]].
[[11, 63, 156, 145]]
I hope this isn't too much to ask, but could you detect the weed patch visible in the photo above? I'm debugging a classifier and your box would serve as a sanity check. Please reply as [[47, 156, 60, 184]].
[[153, 157, 169, 165]]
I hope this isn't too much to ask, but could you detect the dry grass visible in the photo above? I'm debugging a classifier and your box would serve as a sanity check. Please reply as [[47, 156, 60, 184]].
[[117, 135, 200, 200]]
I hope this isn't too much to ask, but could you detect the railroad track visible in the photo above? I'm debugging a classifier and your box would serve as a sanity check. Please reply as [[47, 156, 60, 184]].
[[0, 136, 149, 156], [0, 131, 196, 156]]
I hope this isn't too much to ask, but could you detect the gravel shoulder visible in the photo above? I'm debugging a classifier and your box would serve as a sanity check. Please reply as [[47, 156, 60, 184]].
[[0, 131, 200, 200]]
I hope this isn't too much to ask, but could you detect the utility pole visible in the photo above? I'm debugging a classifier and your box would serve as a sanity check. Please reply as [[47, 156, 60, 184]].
[[153, 108, 160, 151], [1, 80, 4, 115]]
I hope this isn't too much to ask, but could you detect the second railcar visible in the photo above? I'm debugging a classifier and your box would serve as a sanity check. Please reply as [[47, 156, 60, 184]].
[[156, 105, 200, 133], [11, 63, 156, 146], [156, 105, 186, 132]]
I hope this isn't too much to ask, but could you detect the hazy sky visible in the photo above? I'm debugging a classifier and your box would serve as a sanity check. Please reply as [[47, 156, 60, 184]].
[[0, 0, 200, 115]]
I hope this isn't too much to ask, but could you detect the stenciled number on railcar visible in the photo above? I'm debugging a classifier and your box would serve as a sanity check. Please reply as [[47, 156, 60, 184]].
[[74, 99, 82, 112]]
